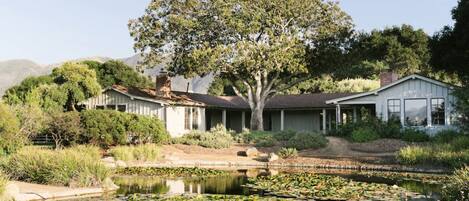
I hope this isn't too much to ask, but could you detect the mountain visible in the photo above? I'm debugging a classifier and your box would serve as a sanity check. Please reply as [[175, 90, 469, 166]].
[[0, 55, 213, 96]]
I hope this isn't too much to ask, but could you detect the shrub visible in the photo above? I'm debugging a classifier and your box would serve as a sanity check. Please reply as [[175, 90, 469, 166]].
[[3, 145, 110, 187], [397, 144, 469, 168], [0, 171, 8, 197], [401, 128, 430, 142], [286, 132, 328, 150], [128, 115, 169, 144], [255, 136, 277, 147], [277, 147, 298, 159], [174, 125, 233, 149], [350, 127, 380, 143], [449, 136, 469, 151], [235, 130, 273, 144], [80, 110, 130, 147], [397, 146, 432, 165], [442, 166, 469, 201], [273, 130, 296, 141], [46, 111, 82, 149], [433, 129, 461, 143], [109, 144, 160, 162], [0, 102, 26, 155]]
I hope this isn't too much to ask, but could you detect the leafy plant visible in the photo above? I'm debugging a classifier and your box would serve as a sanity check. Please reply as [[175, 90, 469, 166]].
[[173, 125, 233, 149], [277, 147, 298, 159], [350, 127, 380, 142], [109, 144, 160, 162], [255, 136, 277, 147], [433, 129, 461, 143], [401, 128, 430, 142], [442, 166, 469, 201], [128, 115, 169, 144], [273, 130, 296, 141], [0, 102, 26, 155], [46, 111, 82, 149], [397, 144, 469, 168], [286, 132, 328, 150]]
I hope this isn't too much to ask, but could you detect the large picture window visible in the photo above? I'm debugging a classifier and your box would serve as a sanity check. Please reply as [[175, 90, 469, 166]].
[[184, 108, 191, 130], [185, 107, 199, 130], [431, 98, 445, 125], [405, 99, 427, 126], [387, 99, 401, 120], [192, 108, 199, 130]]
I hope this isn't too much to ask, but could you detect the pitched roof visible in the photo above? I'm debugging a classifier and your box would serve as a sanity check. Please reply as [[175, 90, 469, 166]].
[[110, 85, 204, 106], [325, 74, 456, 104]]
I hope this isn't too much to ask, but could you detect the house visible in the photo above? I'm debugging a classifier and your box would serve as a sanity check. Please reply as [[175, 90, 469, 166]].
[[81, 72, 458, 137]]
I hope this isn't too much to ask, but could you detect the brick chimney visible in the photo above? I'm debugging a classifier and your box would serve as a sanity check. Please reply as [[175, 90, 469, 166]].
[[155, 71, 171, 98], [380, 71, 399, 87]]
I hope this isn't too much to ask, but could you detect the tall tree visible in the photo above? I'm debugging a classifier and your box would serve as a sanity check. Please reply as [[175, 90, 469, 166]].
[[82, 60, 152, 88], [129, 0, 352, 130], [52, 62, 101, 111]]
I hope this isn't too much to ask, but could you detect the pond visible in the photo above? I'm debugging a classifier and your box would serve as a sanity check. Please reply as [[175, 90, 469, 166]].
[[81, 168, 446, 201]]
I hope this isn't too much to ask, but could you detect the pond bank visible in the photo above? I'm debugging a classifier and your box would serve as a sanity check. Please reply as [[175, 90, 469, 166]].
[[4, 181, 117, 201]]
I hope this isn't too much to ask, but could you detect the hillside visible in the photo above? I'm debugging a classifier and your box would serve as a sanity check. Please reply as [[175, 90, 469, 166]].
[[0, 55, 213, 95]]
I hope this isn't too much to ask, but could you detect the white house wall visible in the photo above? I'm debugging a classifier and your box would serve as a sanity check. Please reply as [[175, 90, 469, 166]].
[[165, 106, 206, 137]]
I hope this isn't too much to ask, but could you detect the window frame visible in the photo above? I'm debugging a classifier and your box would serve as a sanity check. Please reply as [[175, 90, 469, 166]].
[[387, 99, 401, 121], [117, 105, 127, 112], [192, 108, 199, 130], [404, 98, 428, 127], [431, 98, 445, 126]]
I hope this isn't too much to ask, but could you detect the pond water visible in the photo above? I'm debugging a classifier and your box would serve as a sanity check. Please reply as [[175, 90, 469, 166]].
[[109, 169, 443, 201]]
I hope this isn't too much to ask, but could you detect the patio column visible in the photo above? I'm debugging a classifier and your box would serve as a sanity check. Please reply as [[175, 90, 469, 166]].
[[353, 107, 357, 123], [280, 110, 285, 131], [222, 109, 227, 128], [336, 104, 341, 128], [322, 109, 327, 134], [241, 111, 246, 130]]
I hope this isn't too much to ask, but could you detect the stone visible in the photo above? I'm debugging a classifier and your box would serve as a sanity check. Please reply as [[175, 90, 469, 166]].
[[102, 156, 115, 163], [115, 160, 127, 167], [244, 147, 259, 157], [267, 153, 279, 162]]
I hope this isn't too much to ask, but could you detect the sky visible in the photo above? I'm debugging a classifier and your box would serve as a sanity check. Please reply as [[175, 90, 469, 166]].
[[0, 0, 459, 65]]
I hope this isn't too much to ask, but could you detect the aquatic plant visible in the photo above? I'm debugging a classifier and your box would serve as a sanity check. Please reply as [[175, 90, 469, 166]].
[[115, 167, 228, 177], [125, 194, 289, 201], [245, 172, 419, 200], [109, 144, 160, 162], [442, 166, 469, 201]]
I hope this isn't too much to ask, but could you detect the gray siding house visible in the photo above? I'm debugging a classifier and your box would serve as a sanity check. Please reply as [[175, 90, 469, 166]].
[[81, 73, 458, 137]]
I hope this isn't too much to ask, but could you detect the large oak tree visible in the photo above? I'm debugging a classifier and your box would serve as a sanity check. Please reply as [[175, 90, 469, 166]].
[[129, 0, 352, 130]]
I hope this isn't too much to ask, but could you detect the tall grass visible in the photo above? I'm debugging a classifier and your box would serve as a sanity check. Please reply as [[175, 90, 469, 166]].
[[2, 145, 110, 187], [0, 171, 8, 197], [442, 166, 469, 201], [109, 144, 160, 162]]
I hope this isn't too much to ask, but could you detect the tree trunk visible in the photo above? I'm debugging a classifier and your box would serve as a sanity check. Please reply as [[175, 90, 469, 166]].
[[250, 104, 264, 131]]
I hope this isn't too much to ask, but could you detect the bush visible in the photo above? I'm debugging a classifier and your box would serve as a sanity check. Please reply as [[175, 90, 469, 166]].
[[0, 102, 26, 155], [433, 129, 461, 143], [286, 132, 328, 150], [255, 136, 277, 147], [80, 110, 130, 147], [350, 127, 380, 143], [449, 136, 469, 151], [3, 145, 110, 187], [0, 171, 8, 198], [273, 130, 296, 141], [397, 146, 432, 165], [397, 145, 469, 168], [46, 111, 82, 149], [277, 147, 298, 159], [401, 128, 430, 142], [109, 144, 160, 162], [173, 125, 234, 149], [442, 166, 469, 201], [128, 115, 169, 144], [234, 130, 272, 144]]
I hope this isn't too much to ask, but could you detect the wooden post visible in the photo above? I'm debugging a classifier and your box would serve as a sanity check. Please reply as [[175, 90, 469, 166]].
[[222, 109, 227, 128], [336, 104, 341, 128], [241, 111, 246, 130], [322, 109, 327, 134], [353, 107, 357, 123], [280, 110, 285, 131]]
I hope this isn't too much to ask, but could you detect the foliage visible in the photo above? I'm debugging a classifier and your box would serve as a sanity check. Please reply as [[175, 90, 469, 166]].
[[286, 76, 380, 94], [125, 194, 285, 201], [0, 171, 8, 197], [127, 115, 169, 144], [254, 135, 277, 147], [453, 88, 469, 134], [3, 146, 109, 187], [80, 110, 129, 147], [401, 128, 430, 142], [24, 83, 67, 112], [82, 60, 151, 88], [172, 125, 233, 149], [273, 130, 296, 141], [234, 130, 272, 144], [130, 0, 352, 130], [433, 129, 461, 143], [350, 127, 380, 143], [442, 166, 469, 201], [115, 167, 227, 177], [245, 172, 415, 200], [397, 140, 469, 168], [2, 75, 54, 105], [11, 104, 48, 139], [277, 147, 298, 159], [0, 102, 26, 155], [46, 111, 82, 149], [286, 132, 328, 150], [109, 144, 160, 162], [52, 62, 101, 111], [331, 116, 402, 140]]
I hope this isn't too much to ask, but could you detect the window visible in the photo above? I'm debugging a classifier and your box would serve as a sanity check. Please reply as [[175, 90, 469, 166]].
[[117, 105, 126, 112], [96, 105, 105, 110], [106, 105, 116, 110], [405, 99, 427, 126], [184, 108, 191, 130], [431, 98, 445, 125], [192, 108, 199, 130], [387, 99, 401, 120]]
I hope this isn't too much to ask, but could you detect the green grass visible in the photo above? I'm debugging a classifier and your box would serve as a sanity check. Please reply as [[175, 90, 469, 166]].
[[109, 144, 160, 162], [2, 145, 111, 187]]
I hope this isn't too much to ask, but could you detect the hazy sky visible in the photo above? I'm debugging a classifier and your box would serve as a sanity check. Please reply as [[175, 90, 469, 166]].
[[0, 0, 459, 65]]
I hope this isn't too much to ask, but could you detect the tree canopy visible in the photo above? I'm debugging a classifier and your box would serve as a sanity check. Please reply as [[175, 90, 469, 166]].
[[129, 0, 352, 130], [82, 60, 152, 88]]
